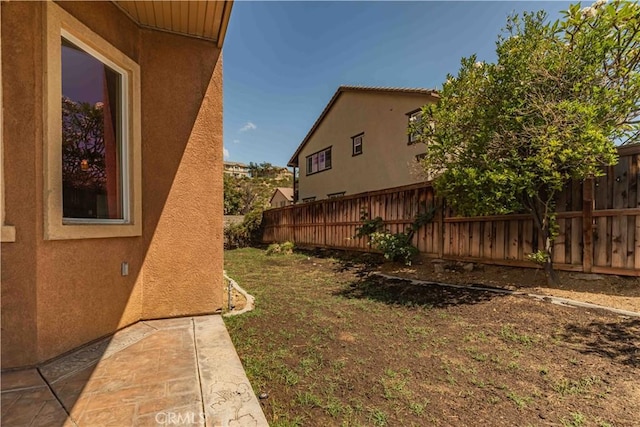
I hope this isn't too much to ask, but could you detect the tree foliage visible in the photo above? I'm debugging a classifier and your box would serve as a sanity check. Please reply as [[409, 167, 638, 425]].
[[411, 0, 640, 284], [223, 171, 293, 216], [62, 97, 107, 190]]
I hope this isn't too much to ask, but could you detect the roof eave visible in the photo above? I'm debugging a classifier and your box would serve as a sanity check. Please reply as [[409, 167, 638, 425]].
[[111, 1, 233, 46]]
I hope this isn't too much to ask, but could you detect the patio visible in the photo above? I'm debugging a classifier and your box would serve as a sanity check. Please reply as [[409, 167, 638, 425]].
[[1, 315, 268, 426]]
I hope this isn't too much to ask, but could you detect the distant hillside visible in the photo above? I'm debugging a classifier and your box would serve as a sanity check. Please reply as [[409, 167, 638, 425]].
[[224, 163, 293, 215]]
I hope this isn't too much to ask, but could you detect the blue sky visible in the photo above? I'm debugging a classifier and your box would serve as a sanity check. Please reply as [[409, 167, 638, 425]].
[[223, 1, 575, 167]]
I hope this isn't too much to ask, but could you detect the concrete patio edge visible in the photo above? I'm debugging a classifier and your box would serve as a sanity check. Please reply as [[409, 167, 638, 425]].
[[1, 315, 268, 426]]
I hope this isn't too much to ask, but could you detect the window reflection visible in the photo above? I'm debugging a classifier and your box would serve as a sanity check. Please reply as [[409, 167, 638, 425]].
[[61, 38, 123, 219]]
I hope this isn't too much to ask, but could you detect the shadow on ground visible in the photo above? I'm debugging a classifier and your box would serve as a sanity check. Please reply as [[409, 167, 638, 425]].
[[560, 318, 640, 368], [334, 275, 507, 309]]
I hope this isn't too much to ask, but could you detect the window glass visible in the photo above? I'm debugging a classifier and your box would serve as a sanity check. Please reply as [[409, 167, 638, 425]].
[[61, 37, 123, 219], [305, 147, 331, 175], [408, 111, 421, 143], [352, 135, 363, 155]]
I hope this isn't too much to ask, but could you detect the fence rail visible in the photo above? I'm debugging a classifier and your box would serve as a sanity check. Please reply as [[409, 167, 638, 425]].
[[262, 145, 640, 277]]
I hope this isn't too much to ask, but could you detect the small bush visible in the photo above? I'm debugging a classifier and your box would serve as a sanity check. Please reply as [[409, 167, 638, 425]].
[[266, 241, 295, 256], [224, 208, 264, 249], [354, 206, 434, 266], [281, 241, 295, 254], [370, 231, 418, 265]]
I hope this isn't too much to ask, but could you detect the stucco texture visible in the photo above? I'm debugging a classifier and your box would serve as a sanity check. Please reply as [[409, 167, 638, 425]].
[[297, 91, 436, 201], [1, 1, 224, 368]]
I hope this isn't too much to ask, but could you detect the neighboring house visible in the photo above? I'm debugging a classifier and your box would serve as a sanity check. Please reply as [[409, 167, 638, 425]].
[[270, 187, 294, 208], [224, 161, 250, 178], [287, 86, 438, 202], [275, 167, 293, 181], [0, 1, 232, 369]]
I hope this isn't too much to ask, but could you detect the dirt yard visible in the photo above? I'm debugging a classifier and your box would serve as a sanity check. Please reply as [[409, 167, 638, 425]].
[[224, 248, 639, 427], [378, 254, 640, 314]]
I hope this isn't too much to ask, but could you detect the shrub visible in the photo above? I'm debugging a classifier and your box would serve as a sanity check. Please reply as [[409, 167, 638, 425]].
[[355, 206, 433, 266], [224, 208, 264, 249], [265, 241, 295, 256], [370, 231, 419, 265]]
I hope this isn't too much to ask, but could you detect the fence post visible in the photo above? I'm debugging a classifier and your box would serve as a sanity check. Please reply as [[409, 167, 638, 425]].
[[582, 178, 594, 273], [292, 207, 297, 244], [437, 196, 445, 258], [323, 201, 327, 247]]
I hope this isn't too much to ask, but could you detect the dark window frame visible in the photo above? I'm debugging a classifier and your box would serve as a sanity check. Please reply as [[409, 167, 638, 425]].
[[305, 146, 332, 176], [407, 109, 422, 145], [351, 132, 364, 156]]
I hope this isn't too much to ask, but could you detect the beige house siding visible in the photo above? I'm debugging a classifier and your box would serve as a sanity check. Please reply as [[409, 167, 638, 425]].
[[296, 90, 435, 201]]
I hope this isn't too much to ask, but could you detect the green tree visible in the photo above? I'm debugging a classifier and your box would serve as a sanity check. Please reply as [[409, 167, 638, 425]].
[[223, 171, 293, 215], [223, 174, 243, 215], [411, 0, 640, 284]]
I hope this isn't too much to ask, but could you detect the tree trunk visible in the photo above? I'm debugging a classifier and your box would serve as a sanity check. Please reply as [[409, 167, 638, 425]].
[[541, 227, 560, 287], [526, 195, 560, 287]]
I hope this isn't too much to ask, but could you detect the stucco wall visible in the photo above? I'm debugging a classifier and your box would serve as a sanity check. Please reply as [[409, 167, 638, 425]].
[[140, 29, 224, 320], [0, 1, 41, 367], [1, 1, 224, 368], [297, 91, 435, 201]]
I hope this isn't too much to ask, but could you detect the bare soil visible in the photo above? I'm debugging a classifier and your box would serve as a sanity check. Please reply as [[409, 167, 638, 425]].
[[222, 284, 248, 313], [378, 254, 640, 314], [224, 248, 640, 427]]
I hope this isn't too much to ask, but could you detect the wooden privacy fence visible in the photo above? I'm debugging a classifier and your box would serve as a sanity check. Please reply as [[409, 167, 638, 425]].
[[262, 145, 640, 277]]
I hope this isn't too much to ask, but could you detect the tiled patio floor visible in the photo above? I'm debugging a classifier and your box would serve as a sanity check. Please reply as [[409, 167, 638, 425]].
[[1, 316, 268, 426]]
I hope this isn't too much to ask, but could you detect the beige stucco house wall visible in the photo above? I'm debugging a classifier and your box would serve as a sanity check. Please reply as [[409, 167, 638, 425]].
[[0, 0, 232, 369], [288, 86, 437, 202]]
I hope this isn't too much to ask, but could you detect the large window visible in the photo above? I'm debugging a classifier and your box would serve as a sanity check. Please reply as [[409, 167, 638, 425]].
[[44, 3, 141, 240], [306, 147, 332, 175], [61, 37, 125, 220]]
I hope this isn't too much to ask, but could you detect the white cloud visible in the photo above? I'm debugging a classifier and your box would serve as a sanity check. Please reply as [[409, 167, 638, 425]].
[[223, 147, 230, 159], [239, 122, 256, 132], [233, 139, 240, 144]]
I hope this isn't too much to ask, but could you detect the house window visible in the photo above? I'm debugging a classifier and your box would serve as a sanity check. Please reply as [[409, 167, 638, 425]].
[[302, 197, 316, 203], [61, 37, 125, 220], [305, 147, 332, 175], [352, 133, 363, 156], [407, 110, 422, 144], [44, 3, 141, 240], [327, 192, 345, 199]]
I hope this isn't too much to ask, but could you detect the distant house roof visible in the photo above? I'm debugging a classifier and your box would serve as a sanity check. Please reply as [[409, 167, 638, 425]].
[[223, 161, 248, 168], [287, 85, 439, 167], [270, 187, 294, 204]]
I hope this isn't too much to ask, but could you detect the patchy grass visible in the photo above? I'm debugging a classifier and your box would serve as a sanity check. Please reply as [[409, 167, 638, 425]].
[[224, 248, 640, 426]]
